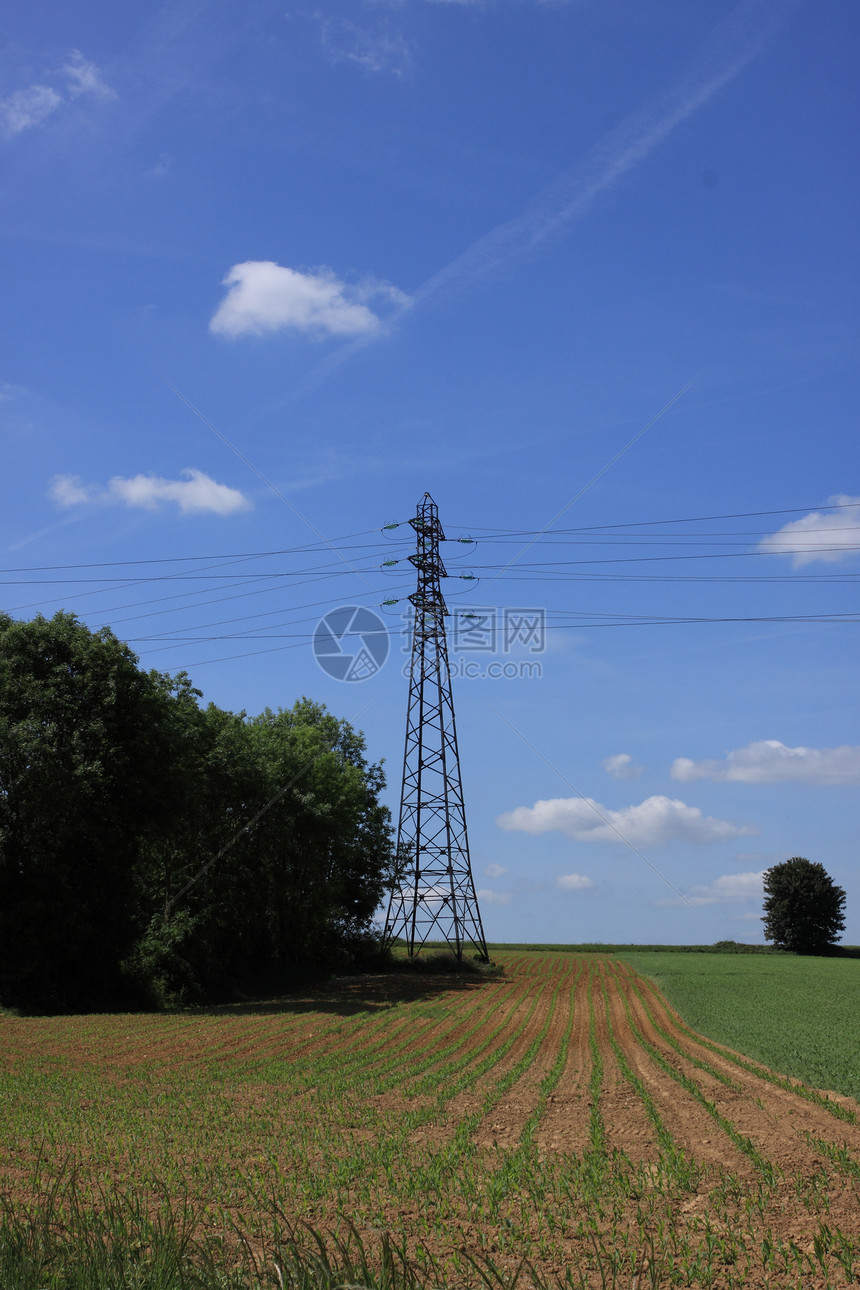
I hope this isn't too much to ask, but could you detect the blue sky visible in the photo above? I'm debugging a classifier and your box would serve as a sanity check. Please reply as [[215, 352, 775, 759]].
[[2, 0, 858, 945]]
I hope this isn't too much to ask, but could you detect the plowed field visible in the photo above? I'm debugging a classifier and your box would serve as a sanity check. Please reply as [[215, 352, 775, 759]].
[[3, 952, 860, 1288]]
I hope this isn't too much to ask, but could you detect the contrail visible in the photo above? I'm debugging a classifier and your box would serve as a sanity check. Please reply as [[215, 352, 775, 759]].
[[284, 0, 796, 405], [413, 0, 797, 307]]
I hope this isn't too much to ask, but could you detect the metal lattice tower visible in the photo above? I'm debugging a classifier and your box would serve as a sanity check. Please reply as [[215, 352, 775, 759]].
[[383, 493, 488, 961]]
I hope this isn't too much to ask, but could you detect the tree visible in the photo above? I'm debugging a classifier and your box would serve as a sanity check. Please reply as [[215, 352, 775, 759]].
[[0, 611, 179, 1010], [133, 699, 393, 1001], [1, 611, 393, 1011], [762, 857, 846, 954]]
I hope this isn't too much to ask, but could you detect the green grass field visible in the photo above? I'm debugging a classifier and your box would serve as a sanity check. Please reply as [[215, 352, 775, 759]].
[[621, 951, 860, 1103]]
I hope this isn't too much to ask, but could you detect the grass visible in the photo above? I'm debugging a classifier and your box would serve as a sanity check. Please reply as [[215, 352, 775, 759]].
[[619, 951, 860, 1102], [0, 1175, 454, 1290]]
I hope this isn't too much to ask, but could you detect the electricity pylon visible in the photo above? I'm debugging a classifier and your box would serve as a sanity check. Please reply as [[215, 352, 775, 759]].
[[383, 493, 489, 961]]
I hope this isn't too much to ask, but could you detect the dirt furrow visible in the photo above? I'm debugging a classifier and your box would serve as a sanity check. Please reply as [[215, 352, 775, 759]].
[[534, 960, 592, 1158], [473, 963, 575, 1149], [619, 966, 860, 1167], [591, 961, 664, 1164], [603, 964, 754, 1175]]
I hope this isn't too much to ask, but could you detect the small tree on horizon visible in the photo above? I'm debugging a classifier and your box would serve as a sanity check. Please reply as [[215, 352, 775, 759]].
[[762, 857, 846, 955]]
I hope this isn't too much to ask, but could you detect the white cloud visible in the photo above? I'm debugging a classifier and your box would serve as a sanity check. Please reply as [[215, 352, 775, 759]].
[[602, 753, 643, 780], [49, 469, 251, 517], [672, 739, 860, 786], [210, 262, 409, 339], [484, 863, 508, 878], [476, 888, 512, 906], [1, 51, 113, 139], [50, 475, 99, 507], [496, 794, 756, 846], [62, 51, 115, 100], [557, 873, 595, 891], [109, 471, 251, 515], [758, 494, 860, 567], [656, 870, 764, 908], [0, 85, 62, 137]]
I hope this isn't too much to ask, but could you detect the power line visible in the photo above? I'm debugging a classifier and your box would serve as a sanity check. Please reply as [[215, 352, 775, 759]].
[[0, 530, 406, 574], [0, 554, 407, 586], [462, 544, 860, 571], [112, 581, 414, 638], [134, 582, 415, 656], [450, 499, 860, 534], [127, 611, 859, 640], [6, 501, 855, 576]]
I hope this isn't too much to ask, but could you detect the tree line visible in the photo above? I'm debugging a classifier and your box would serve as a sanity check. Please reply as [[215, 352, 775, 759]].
[[0, 612, 393, 1013]]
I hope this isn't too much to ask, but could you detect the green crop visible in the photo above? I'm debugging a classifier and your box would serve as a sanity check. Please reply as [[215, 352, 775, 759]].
[[621, 951, 860, 1102], [3, 951, 860, 1288]]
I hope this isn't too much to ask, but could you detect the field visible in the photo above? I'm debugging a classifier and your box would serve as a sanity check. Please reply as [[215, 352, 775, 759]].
[[3, 950, 860, 1288], [621, 952, 860, 1103]]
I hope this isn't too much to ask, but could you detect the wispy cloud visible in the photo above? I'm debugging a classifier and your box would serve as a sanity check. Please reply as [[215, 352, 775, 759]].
[[62, 50, 115, 101], [477, 888, 513, 905], [672, 739, 860, 786], [0, 49, 114, 139], [656, 870, 764, 908], [210, 262, 410, 339], [557, 873, 595, 891], [484, 863, 508, 878], [497, 794, 757, 846], [50, 469, 251, 517], [317, 15, 412, 76], [758, 494, 860, 567], [603, 753, 643, 780], [0, 86, 63, 137]]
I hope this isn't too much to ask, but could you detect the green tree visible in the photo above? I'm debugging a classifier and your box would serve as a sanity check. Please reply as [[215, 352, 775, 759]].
[[245, 700, 393, 967], [0, 612, 178, 1010], [1, 612, 393, 1011], [136, 699, 393, 1000], [762, 857, 846, 954]]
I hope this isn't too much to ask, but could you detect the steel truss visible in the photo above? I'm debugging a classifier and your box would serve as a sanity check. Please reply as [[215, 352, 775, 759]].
[[383, 493, 488, 961]]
